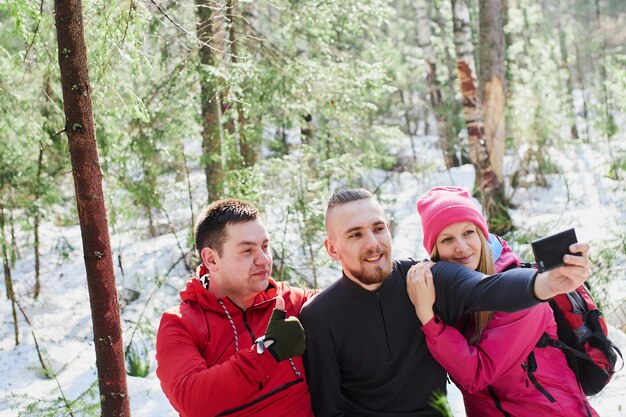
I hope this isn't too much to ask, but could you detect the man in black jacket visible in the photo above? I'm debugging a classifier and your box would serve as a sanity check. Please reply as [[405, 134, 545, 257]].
[[300, 188, 592, 417]]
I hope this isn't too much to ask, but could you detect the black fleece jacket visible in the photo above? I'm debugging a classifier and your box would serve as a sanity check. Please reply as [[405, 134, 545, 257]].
[[300, 259, 541, 417]]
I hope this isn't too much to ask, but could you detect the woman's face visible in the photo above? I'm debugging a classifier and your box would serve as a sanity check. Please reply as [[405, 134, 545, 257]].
[[435, 221, 482, 271]]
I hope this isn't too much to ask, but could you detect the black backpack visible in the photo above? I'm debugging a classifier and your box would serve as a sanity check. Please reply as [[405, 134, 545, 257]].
[[535, 285, 623, 396]]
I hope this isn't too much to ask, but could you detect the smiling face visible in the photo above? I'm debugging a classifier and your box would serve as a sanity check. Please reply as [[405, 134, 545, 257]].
[[324, 197, 393, 290], [434, 221, 482, 271], [201, 219, 272, 308]]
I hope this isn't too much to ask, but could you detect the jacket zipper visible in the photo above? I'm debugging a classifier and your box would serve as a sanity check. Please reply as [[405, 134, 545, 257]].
[[241, 309, 257, 341], [523, 352, 556, 402], [375, 291, 392, 357], [216, 378, 304, 416], [216, 300, 303, 416]]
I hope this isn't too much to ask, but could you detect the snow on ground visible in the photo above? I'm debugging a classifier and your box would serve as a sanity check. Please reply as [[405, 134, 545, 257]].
[[1, 140, 625, 416]]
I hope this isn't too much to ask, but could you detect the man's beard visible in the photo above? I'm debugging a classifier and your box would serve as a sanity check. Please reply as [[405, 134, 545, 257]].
[[347, 249, 393, 286]]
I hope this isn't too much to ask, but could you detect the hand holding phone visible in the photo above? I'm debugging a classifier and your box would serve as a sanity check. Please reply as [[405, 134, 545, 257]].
[[531, 228, 581, 272]]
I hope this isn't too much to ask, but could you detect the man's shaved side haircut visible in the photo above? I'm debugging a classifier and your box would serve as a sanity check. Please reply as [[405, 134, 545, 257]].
[[327, 188, 373, 210], [326, 188, 375, 231], [195, 198, 260, 256]]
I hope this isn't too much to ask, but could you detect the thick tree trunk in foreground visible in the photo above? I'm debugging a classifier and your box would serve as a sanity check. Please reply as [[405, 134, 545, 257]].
[[451, 0, 512, 233], [54, 1, 130, 416]]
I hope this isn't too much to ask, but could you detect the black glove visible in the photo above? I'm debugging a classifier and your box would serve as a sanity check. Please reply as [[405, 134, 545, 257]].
[[259, 308, 305, 362]]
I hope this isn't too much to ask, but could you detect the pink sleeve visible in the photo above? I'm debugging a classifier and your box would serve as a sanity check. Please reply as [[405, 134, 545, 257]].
[[421, 303, 552, 393]]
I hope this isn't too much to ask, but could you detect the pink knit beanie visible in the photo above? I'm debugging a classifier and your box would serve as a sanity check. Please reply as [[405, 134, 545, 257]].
[[417, 186, 489, 254]]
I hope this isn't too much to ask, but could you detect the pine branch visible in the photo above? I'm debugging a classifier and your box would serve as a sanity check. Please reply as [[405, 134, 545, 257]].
[[93, 0, 136, 89]]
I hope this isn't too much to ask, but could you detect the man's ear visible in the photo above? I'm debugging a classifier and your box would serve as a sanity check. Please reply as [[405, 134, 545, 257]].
[[324, 237, 340, 261], [200, 247, 219, 272]]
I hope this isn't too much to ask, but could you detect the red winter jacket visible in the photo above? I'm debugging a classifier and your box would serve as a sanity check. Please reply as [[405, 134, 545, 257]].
[[156, 266, 317, 417], [421, 236, 598, 417]]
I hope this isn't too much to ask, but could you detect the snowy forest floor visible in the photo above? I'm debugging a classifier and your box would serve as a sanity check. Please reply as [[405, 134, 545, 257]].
[[1, 140, 626, 417]]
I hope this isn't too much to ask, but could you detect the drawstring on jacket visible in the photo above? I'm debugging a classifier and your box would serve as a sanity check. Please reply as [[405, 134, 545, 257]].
[[217, 299, 301, 377], [218, 299, 240, 352]]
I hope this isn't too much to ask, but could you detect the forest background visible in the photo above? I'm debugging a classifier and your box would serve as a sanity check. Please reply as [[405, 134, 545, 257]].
[[1, 0, 625, 416]]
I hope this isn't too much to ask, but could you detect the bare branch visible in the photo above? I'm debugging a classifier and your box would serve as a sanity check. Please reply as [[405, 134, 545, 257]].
[[148, 0, 220, 52], [15, 297, 76, 417], [23, 0, 45, 64]]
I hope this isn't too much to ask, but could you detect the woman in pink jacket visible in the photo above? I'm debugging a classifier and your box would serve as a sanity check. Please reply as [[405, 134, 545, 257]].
[[407, 186, 598, 417]]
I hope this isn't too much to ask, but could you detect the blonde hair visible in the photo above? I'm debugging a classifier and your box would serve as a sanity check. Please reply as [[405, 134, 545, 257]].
[[431, 227, 495, 345]]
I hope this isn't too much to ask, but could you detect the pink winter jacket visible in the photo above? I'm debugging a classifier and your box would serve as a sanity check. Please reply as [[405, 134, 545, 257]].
[[156, 265, 317, 417], [421, 236, 598, 417]]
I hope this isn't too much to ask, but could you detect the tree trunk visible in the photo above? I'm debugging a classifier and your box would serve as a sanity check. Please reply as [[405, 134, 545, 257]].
[[401, 90, 420, 170], [53, 2, 131, 416], [214, 3, 234, 141], [140, 140, 159, 238], [146, 204, 156, 237], [196, 0, 224, 203], [451, 0, 512, 233], [181, 145, 196, 231], [555, 0, 579, 139], [478, 0, 506, 185], [573, 41, 591, 142], [301, 114, 314, 146], [416, 0, 457, 169], [1, 205, 19, 345], [503, 0, 519, 165], [9, 205, 20, 261], [595, 0, 611, 133], [595, 0, 617, 177], [227, 0, 255, 167], [434, 1, 468, 165], [33, 140, 44, 299]]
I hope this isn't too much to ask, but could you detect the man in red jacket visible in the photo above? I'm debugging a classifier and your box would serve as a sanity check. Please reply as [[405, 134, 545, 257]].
[[156, 198, 317, 417]]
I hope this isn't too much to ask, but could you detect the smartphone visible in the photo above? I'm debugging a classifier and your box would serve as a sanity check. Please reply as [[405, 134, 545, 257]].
[[531, 228, 580, 272]]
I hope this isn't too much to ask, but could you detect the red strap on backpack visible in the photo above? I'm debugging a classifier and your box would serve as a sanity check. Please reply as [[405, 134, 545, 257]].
[[551, 287, 612, 371], [540, 285, 623, 395]]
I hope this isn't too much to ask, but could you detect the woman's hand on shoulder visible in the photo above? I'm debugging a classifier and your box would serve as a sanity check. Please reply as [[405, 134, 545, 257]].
[[407, 261, 436, 325]]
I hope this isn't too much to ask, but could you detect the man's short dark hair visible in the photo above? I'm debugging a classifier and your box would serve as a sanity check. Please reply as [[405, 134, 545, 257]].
[[195, 198, 260, 256], [327, 188, 373, 211]]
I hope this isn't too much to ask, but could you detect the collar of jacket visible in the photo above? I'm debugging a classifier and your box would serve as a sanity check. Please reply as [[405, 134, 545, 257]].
[[180, 265, 278, 313], [338, 261, 399, 298]]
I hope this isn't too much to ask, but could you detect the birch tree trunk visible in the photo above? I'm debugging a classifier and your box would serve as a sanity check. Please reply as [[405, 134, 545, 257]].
[[478, 0, 505, 185], [451, 0, 512, 233], [416, 0, 457, 169], [196, 0, 224, 203], [434, 1, 469, 165], [53, 1, 131, 415]]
